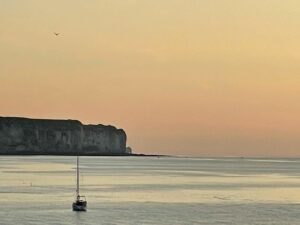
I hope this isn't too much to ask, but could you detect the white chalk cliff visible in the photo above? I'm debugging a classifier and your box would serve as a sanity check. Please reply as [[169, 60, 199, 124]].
[[0, 117, 127, 155]]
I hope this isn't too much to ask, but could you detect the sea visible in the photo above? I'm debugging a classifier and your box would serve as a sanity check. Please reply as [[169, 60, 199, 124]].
[[0, 156, 300, 225]]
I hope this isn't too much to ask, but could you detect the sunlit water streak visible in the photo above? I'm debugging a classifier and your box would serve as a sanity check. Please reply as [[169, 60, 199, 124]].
[[0, 156, 300, 224]]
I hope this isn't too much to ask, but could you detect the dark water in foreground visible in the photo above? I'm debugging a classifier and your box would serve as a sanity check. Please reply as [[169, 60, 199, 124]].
[[0, 156, 300, 225]]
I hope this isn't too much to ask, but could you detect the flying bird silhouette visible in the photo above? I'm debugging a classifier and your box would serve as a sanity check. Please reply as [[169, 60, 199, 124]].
[[54, 32, 60, 36]]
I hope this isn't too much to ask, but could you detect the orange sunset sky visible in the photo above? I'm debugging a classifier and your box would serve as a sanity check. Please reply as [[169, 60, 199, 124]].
[[1, 0, 300, 156]]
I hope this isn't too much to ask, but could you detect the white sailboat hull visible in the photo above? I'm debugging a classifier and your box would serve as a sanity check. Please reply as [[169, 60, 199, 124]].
[[72, 200, 87, 211]]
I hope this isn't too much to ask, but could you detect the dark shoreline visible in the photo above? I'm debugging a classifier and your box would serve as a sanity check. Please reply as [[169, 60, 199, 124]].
[[0, 153, 168, 157]]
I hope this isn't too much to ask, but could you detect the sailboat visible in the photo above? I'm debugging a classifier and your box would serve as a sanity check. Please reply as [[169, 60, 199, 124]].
[[72, 151, 87, 211]]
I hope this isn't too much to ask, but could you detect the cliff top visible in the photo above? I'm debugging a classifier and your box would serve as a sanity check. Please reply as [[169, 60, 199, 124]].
[[0, 116, 124, 131]]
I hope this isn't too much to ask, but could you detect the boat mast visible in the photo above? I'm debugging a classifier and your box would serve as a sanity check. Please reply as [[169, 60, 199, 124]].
[[76, 153, 80, 198]]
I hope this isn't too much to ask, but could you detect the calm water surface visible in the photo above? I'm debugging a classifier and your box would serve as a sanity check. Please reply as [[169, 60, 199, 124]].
[[0, 156, 300, 224]]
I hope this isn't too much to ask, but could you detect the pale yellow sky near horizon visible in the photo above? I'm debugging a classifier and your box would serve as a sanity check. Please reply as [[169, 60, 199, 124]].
[[1, 0, 300, 156]]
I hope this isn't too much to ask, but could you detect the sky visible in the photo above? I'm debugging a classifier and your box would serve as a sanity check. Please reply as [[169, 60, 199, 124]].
[[1, 0, 300, 157]]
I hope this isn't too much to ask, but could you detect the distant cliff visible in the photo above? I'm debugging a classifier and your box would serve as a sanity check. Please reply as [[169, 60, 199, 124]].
[[0, 117, 127, 155]]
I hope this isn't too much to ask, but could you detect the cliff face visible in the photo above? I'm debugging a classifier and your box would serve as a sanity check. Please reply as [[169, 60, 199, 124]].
[[0, 117, 127, 155]]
